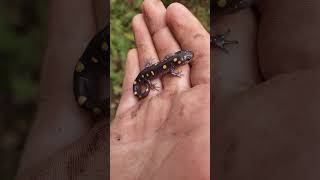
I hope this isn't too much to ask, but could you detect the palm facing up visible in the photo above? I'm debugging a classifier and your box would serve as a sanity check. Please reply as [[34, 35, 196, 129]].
[[110, 1, 210, 180]]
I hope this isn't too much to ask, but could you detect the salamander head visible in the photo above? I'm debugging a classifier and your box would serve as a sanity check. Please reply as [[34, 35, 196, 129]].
[[175, 50, 193, 65]]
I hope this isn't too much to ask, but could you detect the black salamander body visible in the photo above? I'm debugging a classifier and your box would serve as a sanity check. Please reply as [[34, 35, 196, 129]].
[[133, 50, 193, 99], [211, 0, 249, 52], [73, 25, 109, 117]]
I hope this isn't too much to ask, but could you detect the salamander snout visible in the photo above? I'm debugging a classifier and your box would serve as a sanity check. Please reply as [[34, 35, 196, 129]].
[[179, 50, 193, 64]]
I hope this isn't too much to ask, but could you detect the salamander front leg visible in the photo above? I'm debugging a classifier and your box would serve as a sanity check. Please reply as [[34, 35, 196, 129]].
[[211, 29, 238, 53], [169, 68, 184, 78]]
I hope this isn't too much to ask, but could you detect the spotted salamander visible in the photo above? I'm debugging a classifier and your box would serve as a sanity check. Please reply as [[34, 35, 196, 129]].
[[73, 25, 109, 118], [211, 0, 249, 52], [133, 50, 193, 99]]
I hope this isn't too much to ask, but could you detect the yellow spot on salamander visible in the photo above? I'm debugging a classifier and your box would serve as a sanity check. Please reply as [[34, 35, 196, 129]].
[[151, 71, 155, 76], [163, 64, 167, 69], [138, 79, 141, 82], [217, 0, 227, 7], [142, 75, 144, 78], [91, 57, 99, 63], [78, 96, 87, 105], [146, 73, 149, 77], [178, 61, 182, 64], [134, 91, 138, 95], [93, 107, 102, 114], [133, 81, 137, 85], [75, 62, 85, 72], [101, 42, 108, 51], [173, 57, 178, 62]]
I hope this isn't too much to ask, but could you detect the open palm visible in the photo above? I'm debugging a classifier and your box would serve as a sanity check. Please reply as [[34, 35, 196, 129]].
[[111, 1, 210, 180]]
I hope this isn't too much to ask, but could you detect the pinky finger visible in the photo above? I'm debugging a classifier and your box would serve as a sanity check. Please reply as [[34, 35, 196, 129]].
[[115, 49, 140, 117]]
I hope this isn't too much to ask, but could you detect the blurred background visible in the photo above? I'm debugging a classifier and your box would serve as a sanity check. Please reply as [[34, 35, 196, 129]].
[[0, 0, 209, 179], [0, 0, 48, 179], [110, 0, 210, 118]]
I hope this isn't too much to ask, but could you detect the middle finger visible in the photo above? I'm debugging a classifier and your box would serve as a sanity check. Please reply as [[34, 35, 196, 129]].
[[142, 0, 191, 91]]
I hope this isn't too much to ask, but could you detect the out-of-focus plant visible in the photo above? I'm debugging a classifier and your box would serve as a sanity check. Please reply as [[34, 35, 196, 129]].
[[0, 0, 48, 104], [0, 1, 48, 180]]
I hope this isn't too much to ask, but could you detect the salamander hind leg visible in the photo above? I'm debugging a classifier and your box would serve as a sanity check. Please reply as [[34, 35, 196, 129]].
[[148, 81, 160, 92]]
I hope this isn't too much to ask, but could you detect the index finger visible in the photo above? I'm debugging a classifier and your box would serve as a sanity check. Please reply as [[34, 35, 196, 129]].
[[166, 3, 210, 86]]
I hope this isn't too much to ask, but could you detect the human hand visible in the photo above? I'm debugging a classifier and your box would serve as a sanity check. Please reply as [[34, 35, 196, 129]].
[[214, 1, 320, 179], [110, 1, 210, 180]]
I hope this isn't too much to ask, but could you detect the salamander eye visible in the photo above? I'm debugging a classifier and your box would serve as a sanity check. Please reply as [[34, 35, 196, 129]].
[[183, 55, 191, 62]]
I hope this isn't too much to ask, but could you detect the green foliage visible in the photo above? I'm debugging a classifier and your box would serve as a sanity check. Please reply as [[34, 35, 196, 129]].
[[110, 0, 210, 115], [0, 0, 48, 104], [110, 0, 141, 97], [0, 1, 48, 179]]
